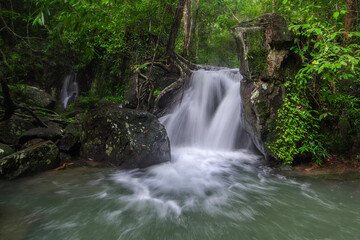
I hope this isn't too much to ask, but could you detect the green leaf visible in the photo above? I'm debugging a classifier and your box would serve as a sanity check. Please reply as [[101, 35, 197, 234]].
[[333, 12, 339, 19]]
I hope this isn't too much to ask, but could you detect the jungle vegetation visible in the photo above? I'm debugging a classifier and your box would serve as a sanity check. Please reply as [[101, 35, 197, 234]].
[[0, 0, 359, 165]]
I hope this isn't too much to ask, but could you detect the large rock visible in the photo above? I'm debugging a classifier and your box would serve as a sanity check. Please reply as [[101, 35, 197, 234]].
[[0, 117, 36, 145], [11, 85, 56, 109], [0, 140, 59, 179], [0, 143, 14, 159], [58, 123, 82, 154], [80, 106, 171, 168], [232, 13, 300, 159], [20, 128, 63, 144]]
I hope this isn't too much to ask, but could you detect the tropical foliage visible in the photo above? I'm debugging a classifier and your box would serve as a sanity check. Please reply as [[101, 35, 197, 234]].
[[270, 0, 360, 165], [1, 0, 359, 165]]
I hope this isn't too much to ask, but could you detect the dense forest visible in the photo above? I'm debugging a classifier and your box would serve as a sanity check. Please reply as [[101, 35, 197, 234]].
[[0, 0, 359, 166]]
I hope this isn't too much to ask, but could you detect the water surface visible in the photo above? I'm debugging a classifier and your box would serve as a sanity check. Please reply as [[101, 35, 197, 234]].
[[1, 69, 359, 240], [1, 148, 359, 240]]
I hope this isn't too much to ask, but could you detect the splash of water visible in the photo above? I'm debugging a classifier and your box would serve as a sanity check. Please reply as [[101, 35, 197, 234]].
[[109, 69, 261, 217], [60, 72, 79, 108]]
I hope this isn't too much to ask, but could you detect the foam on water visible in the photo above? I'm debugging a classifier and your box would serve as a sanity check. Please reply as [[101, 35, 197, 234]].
[[110, 147, 262, 218], [2, 69, 358, 239], [109, 69, 262, 218]]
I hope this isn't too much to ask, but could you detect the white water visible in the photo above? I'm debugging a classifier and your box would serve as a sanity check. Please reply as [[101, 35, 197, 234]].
[[160, 69, 249, 150], [109, 68, 261, 216], [1, 69, 360, 239], [60, 72, 79, 108]]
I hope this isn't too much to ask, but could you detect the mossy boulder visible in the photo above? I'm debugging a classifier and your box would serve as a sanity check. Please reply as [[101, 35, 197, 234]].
[[19, 128, 63, 144], [0, 140, 59, 179], [0, 117, 36, 145], [80, 106, 171, 168], [11, 85, 56, 109], [0, 143, 14, 159], [21, 138, 44, 150], [58, 123, 82, 154]]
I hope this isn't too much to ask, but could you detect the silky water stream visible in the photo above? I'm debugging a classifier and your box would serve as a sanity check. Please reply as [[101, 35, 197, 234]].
[[1, 69, 360, 240]]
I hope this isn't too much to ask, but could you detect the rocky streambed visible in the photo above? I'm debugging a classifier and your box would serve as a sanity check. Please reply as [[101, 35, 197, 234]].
[[0, 86, 171, 179]]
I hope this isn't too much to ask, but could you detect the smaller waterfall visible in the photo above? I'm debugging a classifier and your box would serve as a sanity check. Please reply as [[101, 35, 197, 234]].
[[60, 72, 79, 108]]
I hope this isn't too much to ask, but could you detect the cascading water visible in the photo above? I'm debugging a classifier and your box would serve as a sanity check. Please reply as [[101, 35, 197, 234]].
[[105, 68, 263, 217], [60, 72, 79, 108], [160, 68, 250, 150], [1, 69, 359, 240]]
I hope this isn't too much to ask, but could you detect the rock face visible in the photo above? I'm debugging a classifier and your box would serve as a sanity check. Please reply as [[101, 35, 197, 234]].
[[58, 123, 82, 154], [80, 106, 171, 168], [20, 128, 63, 144], [0, 117, 36, 145], [232, 13, 300, 159], [0, 143, 14, 159], [11, 85, 56, 109], [0, 140, 59, 179]]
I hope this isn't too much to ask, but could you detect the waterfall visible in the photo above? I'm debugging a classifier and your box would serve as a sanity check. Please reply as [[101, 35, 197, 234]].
[[60, 72, 79, 108], [160, 68, 250, 150]]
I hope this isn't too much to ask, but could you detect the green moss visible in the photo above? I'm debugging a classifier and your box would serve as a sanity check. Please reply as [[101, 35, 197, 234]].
[[246, 29, 268, 79]]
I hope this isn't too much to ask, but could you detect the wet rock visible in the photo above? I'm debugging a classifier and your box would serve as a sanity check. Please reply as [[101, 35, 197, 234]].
[[232, 13, 300, 159], [19, 128, 63, 144], [58, 123, 82, 154], [21, 138, 44, 150], [11, 85, 55, 109], [59, 152, 72, 162], [80, 106, 171, 169], [0, 143, 14, 159], [0, 117, 35, 145], [0, 140, 59, 179], [232, 13, 294, 82]]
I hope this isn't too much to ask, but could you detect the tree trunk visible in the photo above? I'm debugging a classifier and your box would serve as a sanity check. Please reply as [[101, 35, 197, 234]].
[[188, 0, 200, 60], [344, 0, 357, 40], [0, 75, 15, 121], [166, 0, 186, 59], [272, 0, 275, 13], [182, 0, 191, 58]]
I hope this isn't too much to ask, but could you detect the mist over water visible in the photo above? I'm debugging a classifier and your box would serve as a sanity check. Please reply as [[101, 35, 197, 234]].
[[1, 69, 359, 240]]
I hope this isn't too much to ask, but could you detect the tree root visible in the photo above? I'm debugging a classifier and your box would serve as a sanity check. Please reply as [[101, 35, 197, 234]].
[[133, 53, 201, 114], [152, 53, 200, 115]]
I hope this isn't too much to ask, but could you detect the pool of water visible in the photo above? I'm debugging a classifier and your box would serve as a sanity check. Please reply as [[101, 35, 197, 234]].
[[1, 148, 359, 240]]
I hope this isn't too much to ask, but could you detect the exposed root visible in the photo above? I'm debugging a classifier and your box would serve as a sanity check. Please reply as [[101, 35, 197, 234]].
[[152, 53, 199, 114], [133, 53, 201, 113]]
